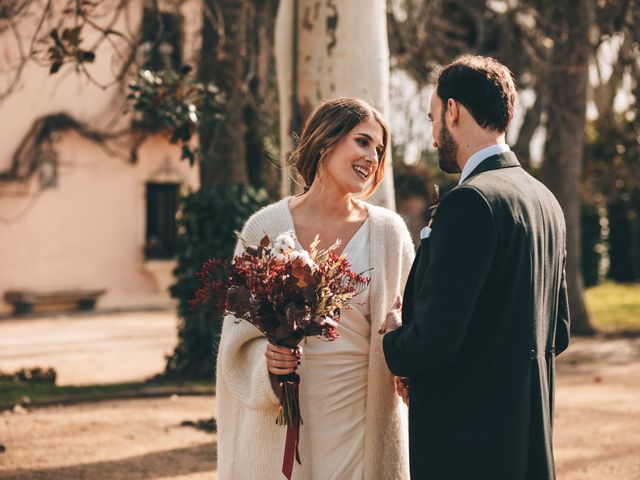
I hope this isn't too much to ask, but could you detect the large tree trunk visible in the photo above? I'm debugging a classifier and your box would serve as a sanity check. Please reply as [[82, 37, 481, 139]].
[[541, 0, 595, 335], [513, 91, 543, 171], [198, 0, 249, 188], [275, 0, 395, 209], [245, 0, 280, 195], [166, 0, 253, 380]]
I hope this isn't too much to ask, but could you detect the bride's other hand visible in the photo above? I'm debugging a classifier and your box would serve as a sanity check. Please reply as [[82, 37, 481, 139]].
[[379, 295, 403, 334], [265, 343, 301, 376], [395, 376, 410, 406]]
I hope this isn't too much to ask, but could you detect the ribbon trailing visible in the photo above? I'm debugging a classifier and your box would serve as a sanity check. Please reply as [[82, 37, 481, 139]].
[[277, 372, 302, 480]]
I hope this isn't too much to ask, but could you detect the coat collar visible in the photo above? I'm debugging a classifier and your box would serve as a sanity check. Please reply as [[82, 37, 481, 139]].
[[461, 151, 521, 184]]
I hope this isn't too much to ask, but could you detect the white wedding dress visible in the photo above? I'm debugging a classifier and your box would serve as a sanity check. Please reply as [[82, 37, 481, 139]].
[[297, 220, 371, 480]]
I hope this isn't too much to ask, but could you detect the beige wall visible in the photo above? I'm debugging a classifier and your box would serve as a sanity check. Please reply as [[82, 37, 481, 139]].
[[0, 1, 202, 314], [0, 133, 199, 314]]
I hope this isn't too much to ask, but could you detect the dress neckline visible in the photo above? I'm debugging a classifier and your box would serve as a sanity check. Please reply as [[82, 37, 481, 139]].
[[284, 197, 370, 256], [339, 219, 369, 256]]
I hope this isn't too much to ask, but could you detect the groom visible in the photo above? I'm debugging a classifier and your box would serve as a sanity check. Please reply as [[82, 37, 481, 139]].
[[383, 55, 570, 480]]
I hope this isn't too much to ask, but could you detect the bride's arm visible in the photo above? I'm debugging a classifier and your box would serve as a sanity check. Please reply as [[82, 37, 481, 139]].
[[215, 216, 281, 409], [218, 316, 281, 409], [379, 220, 415, 334]]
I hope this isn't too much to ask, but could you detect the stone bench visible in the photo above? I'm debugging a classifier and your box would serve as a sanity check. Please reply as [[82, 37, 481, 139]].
[[4, 289, 107, 315]]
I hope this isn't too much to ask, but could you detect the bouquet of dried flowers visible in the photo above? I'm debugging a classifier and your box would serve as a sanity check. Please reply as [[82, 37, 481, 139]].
[[191, 230, 370, 479]]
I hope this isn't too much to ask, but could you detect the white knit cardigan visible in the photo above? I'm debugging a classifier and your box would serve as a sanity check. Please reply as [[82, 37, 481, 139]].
[[215, 197, 415, 479]]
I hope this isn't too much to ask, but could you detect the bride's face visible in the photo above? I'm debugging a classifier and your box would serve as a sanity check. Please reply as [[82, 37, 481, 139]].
[[318, 117, 384, 195]]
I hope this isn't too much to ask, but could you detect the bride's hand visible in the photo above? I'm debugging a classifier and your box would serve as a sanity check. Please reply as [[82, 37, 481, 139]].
[[265, 343, 301, 376], [378, 295, 403, 334]]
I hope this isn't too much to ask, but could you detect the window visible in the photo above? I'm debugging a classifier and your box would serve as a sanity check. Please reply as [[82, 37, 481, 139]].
[[140, 8, 183, 72], [145, 183, 179, 259]]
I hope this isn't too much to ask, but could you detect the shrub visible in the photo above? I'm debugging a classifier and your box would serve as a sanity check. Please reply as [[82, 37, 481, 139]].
[[165, 184, 269, 379]]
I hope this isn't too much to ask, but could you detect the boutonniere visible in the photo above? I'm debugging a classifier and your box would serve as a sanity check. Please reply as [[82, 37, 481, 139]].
[[427, 184, 440, 228]]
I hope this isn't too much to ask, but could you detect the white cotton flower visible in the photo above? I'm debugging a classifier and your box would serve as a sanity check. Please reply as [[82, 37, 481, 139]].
[[289, 250, 315, 268], [272, 252, 288, 262], [272, 230, 296, 256]]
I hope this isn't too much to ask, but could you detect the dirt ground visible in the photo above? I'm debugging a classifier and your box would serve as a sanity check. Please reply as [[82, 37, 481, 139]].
[[0, 311, 639, 479], [553, 336, 640, 479], [0, 396, 217, 480]]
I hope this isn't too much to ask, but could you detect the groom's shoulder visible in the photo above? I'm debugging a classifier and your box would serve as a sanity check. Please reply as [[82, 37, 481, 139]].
[[463, 166, 528, 198], [465, 164, 556, 201], [462, 167, 565, 221]]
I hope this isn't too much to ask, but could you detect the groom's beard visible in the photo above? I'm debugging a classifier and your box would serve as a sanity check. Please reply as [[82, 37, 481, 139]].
[[437, 120, 461, 174]]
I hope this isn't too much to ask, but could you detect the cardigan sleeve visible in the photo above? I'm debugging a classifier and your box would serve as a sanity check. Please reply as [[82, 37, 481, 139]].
[[398, 220, 416, 294], [216, 214, 280, 409], [381, 215, 416, 328]]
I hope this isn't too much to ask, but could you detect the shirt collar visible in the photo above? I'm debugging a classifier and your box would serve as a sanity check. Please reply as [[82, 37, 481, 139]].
[[458, 144, 511, 184]]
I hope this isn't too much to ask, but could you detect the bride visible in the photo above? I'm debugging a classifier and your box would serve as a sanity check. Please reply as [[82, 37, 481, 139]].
[[216, 97, 414, 479]]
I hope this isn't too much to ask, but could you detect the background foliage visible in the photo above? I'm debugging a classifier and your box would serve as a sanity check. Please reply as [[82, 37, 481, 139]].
[[166, 184, 269, 378]]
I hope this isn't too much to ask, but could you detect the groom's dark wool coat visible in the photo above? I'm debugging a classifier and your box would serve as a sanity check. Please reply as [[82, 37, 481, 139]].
[[384, 152, 570, 480]]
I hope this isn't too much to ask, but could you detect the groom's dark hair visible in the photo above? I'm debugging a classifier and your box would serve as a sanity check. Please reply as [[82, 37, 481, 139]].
[[436, 55, 516, 133]]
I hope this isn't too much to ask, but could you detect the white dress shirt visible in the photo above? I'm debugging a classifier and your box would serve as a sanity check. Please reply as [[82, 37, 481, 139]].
[[421, 144, 511, 240], [459, 144, 511, 184]]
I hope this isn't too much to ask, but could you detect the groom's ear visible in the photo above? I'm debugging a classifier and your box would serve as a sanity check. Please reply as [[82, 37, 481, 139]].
[[447, 98, 460, 125]]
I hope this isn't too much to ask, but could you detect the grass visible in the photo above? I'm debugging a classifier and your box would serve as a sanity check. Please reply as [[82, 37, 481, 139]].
[[585, 282, 640, 333], [0, 378, 214, 410]]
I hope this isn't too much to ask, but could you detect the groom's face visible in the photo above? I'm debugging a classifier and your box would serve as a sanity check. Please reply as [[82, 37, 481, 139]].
[[429, 93, 461, 174]]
